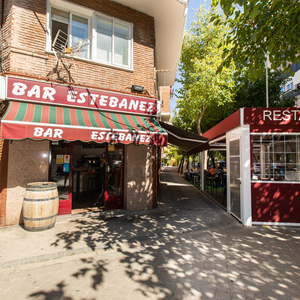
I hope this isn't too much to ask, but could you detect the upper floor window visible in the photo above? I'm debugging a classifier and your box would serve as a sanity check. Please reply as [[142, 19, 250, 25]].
[[51, 8, 89, 59], [287, 82, 294, 90], [48, 5, 133, 70], [95, 17, 130, 67]]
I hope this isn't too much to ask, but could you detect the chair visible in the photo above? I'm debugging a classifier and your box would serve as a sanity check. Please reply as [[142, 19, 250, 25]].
[[206, 175, 214, 193], [214, 176, 224, 195], [192, 174, 200, 187], [184, 171, 190, 181]]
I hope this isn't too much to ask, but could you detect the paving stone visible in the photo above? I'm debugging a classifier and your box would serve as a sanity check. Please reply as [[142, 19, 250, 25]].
[[0, 168, 300, 300], [57, 251, 65, 258], [27, 256, 36, 264]]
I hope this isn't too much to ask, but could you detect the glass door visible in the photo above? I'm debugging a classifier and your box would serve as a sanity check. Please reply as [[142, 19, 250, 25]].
[[50, 141, 72, 215], [229, 139, 241, 220], [105, 144, 124, 209]]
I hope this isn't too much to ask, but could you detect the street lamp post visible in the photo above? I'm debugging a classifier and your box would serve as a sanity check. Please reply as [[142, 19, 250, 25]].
[[266, 53, 269, 107]]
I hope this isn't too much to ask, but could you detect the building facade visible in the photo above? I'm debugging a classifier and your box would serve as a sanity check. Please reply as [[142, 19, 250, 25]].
[[159, 86, 172, 123], [281, 61, 300, 105], [0, 0, 187, 226]]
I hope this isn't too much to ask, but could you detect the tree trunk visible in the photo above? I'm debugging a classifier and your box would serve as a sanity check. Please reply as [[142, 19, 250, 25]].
[[186, 155, 189, 171], [178, 153, 185, 174], [197, 105, 206, 135], [209, 151, 215, 168]]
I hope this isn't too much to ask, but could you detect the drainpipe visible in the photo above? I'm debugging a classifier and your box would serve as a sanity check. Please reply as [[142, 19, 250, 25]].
[[1, 0, 5, 74], [1, 0, 4, 28]]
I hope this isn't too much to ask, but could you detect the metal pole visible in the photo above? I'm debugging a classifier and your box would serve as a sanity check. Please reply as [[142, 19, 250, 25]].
[[266, 54, 269, 107], [201, 152, 204, 191]]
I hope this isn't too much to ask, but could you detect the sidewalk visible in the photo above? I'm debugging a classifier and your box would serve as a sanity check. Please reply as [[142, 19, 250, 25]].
[[0, 167, 233, 273], [0, 167, 300, 300]]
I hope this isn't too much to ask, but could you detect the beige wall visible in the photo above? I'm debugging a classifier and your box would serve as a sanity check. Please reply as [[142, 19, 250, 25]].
[[160, 86, 171, 113], [159, 86, 171, 122], [125, 144, 153, 211], [6, 140, 49, 225]]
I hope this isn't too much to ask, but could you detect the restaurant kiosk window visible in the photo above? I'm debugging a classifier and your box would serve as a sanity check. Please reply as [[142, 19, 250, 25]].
[[251, 134, 300, 182]]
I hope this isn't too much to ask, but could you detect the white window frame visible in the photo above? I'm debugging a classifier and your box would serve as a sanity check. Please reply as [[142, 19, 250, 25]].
[[250, 133, 300, 183], [92, 13, 133, 70], [46, 1, 133, 70], [48, 6, 91, 59]]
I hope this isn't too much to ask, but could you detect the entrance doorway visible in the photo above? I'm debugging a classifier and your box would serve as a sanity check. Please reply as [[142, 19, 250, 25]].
[[105, 144, 124, 209], [50, 140, 72, 215], [72, 141, 106, 212], [229, 139, 241, 220], [50, 141, 124, 214]]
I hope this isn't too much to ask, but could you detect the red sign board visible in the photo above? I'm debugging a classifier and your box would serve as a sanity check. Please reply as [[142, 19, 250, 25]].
[[244, 107, 300, 125], [6, 77, 157, 116]]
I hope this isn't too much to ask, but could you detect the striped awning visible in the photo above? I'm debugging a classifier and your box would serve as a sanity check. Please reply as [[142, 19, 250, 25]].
[[1, 102, 167, 146]]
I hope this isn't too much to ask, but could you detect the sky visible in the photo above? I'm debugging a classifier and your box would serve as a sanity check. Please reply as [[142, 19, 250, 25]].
[[170, 0, 212, 114]]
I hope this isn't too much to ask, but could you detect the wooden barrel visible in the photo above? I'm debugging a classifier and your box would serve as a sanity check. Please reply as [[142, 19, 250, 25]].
[[23, 182, 59, 231]]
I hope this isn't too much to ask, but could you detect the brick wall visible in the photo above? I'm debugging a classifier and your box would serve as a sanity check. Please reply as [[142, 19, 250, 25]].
[[1, 0, 13, 72], [4, 0, 156, 96]]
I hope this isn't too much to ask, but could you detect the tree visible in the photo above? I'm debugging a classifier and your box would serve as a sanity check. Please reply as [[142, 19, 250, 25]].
[[232, 69, 296, 109], [212, 0, 300, 79], [190, 69, 295, 135], [162, 146, 183, 166], [174, 6, 236, 135]]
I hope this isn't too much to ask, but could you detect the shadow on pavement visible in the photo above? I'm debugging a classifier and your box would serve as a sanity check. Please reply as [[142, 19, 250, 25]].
[[27, 167, 300, 300]]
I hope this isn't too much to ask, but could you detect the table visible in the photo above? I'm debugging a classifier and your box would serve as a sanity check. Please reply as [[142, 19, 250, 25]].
[[192, 174, 200, 186]]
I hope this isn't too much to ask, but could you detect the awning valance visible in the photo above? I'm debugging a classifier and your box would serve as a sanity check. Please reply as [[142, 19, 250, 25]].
[[1, 102, 167, 146], [159, 122, 209, 154]]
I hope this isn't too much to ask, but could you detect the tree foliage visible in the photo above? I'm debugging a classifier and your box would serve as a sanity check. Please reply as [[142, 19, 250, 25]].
[[212, 0, 300, 79], [200, 69, 295, 133], [162, 146, 183, 166], [232, 69, 296, 109], [174, 6, 236, 135], [173, 4, 296, 137]]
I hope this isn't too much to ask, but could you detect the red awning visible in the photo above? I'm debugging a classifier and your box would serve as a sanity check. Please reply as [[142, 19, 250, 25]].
[[1, 102, 167, 146]]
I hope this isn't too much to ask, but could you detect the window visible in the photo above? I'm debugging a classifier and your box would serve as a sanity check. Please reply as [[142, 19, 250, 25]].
[[48, 4, 133, 69], [291, 61, 300, 73], [51, 8, 89, 59], [72, 15, 89, 59], [95, 16, 130, 67], [251, 134, 300, 182], [287, 82, 294, 90]]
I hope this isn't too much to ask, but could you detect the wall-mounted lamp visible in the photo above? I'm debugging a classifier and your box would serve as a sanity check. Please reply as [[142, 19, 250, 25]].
[[131, 85, 144, 93]]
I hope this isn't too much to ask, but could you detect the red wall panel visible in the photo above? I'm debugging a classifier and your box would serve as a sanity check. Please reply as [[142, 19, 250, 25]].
[[251, 182, 300, 223]]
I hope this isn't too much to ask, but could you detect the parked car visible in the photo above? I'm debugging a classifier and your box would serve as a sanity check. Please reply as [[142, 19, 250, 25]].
[[253, 163, 260, 173], [268, 164, 285, 180]]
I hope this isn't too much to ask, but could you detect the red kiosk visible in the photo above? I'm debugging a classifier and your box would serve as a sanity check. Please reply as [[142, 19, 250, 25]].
[[196, 107, 300, 226]]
